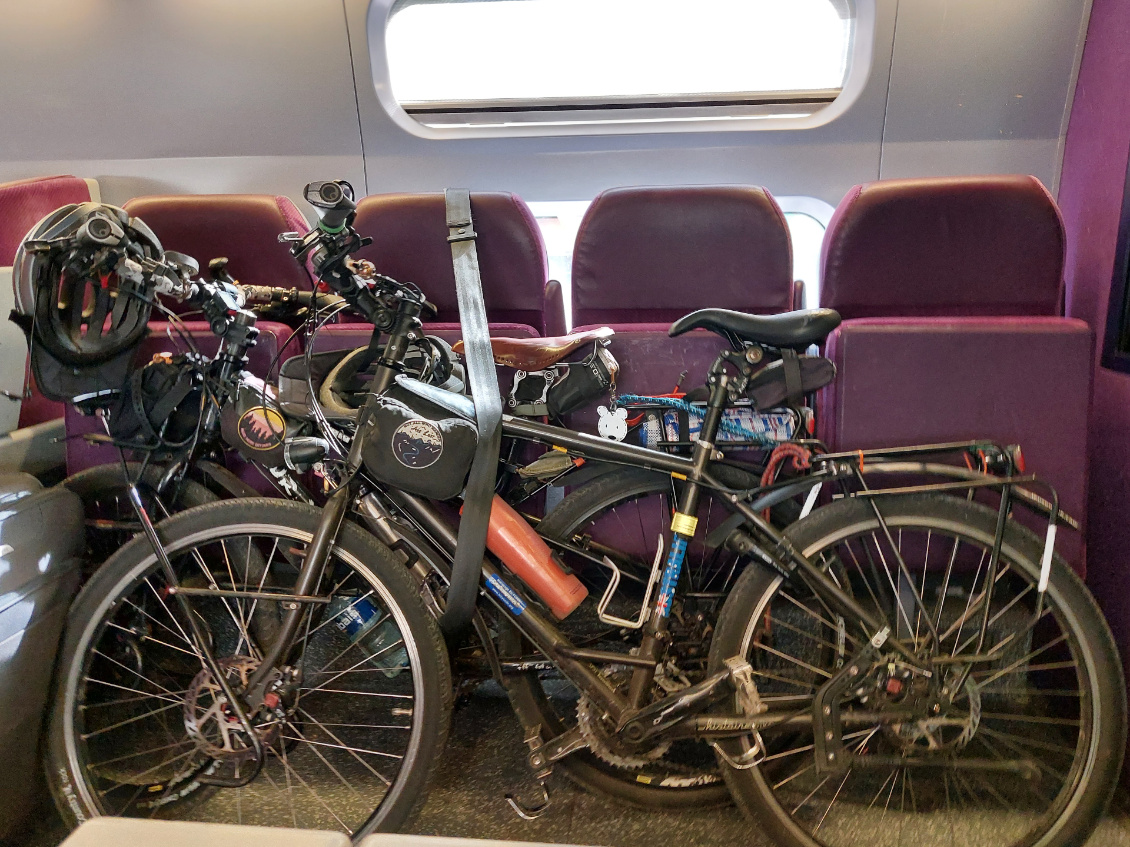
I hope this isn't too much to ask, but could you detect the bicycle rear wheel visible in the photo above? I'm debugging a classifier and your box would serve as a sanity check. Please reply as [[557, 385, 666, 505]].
[[47, 498, 451, 841], [63, 462, 217, 570], [709, 493, 1125, 847]]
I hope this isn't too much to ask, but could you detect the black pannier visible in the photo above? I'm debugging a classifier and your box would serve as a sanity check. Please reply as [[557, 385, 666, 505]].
[[360, 388, 478, 501]]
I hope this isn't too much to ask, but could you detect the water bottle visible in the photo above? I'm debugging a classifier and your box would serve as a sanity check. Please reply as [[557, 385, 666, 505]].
[[332, 595, 408, 679]]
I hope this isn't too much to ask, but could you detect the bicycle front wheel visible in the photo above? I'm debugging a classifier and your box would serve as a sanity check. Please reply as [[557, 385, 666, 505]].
[[709, 492, 1126, 847], [47, 498, 451, 841]]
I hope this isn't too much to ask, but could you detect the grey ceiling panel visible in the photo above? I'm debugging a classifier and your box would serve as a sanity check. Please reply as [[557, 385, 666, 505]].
[[0, 0, 1095, 209]]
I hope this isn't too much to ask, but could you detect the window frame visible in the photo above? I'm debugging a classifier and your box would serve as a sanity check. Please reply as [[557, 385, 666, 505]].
[[1101, 145, 1130, 374], [366, 0, 876, 139]]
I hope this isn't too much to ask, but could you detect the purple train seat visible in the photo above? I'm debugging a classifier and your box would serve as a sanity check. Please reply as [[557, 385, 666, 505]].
[[819, 176, 1090, 570], [569, 185, 796, 436], [571, 184, 797, 329], [0, 174, 99, 428], [0, 174, 98, 265], [821, 175, 1065, 319], [123, 194, 314, 313], [349, 192, 555, 335]]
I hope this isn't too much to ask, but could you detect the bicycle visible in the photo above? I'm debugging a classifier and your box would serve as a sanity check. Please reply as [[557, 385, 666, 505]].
[[45, 182, 1126, 846]]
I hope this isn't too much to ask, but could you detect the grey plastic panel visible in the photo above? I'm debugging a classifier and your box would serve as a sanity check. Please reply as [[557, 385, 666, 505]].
[[0, 1, 365, 207], [879, 0, 1091, 190], [362, 837, 594, 847], [0, 475, 82, 838], [61, 818, 350, 846]]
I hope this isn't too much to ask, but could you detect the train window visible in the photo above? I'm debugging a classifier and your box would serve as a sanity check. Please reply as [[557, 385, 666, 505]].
[[381, 0, 861, 135], [782, 211, 826, 309]]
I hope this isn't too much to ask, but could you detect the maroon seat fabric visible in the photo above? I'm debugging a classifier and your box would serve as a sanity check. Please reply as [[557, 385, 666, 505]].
[[571, 185, 795, 327], [123, 195, 313, 308], [821, 175, 1066, 319], [819, 318, 1092, 571], [0, 175, 96, 427], [349, 192, 548, 333], [562, 324, 731, 438], [65, 320, 296, 475], [0, 174, 94, 264]]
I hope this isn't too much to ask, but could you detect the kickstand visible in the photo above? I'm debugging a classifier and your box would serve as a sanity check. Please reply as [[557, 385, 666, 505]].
[[505, 781, 551, 820]]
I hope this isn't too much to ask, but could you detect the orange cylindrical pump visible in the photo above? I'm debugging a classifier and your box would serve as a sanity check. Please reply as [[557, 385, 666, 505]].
[[483, 495, 588, 619]]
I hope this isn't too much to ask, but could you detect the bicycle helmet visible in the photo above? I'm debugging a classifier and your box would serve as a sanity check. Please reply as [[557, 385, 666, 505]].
[[13, 202, 162, 366], [318, 336, 465, 422]]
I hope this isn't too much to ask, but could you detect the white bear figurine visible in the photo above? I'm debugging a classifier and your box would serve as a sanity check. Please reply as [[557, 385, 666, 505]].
[[597, 405, 628, 441]]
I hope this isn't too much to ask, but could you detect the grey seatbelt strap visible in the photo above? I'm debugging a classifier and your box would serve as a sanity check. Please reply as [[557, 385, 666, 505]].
[[439, 189, 503, 635]]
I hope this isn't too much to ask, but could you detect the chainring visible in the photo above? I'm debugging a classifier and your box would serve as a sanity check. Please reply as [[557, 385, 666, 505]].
[[575, 669, 672, 769]]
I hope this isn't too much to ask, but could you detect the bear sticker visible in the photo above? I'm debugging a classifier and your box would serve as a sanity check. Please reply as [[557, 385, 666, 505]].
[[392, 419, 444, 469], [237, 406, 286, 451]]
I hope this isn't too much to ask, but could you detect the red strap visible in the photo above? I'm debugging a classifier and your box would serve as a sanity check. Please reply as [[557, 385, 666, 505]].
[[760, 443, 813, 520]]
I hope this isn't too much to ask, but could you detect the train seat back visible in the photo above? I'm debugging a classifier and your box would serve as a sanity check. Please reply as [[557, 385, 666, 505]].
[[571, 184, 797, 329], [821, 175, 1065, 319], [570, 185, 795, 424], [350, 192, 554, 335], [123, 194, 314, 311], [0, 174, 101, 430]]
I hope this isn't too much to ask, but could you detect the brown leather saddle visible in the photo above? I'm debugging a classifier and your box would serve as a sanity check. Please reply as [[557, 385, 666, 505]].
[[452, 326, 614, 370]]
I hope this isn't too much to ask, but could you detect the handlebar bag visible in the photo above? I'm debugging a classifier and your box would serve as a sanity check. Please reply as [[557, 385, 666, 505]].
[[107, 354, 204, 452], [361, 387, 478, 500]]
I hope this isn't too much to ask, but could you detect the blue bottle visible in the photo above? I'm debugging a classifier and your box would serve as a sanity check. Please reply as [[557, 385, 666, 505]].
[[333, 596, 409, 679]]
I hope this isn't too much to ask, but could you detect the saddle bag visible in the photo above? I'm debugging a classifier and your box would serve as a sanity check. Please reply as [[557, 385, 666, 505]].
[[745, 354, 836, 409], [361, 387, 478, 500], [509, 343, 619, 417]]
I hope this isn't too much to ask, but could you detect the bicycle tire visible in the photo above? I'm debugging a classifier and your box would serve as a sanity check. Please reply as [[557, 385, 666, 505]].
[[708, 492, 1126, 847], [63, 462, 217, 570], [46, 497, 452, 841]]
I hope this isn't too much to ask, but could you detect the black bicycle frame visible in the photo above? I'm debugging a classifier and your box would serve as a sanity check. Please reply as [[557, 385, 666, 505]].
[[136, 224, 1069, 778]]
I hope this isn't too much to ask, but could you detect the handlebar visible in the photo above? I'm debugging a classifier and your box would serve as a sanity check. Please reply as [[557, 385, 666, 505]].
[[237, 284, 345, 313]]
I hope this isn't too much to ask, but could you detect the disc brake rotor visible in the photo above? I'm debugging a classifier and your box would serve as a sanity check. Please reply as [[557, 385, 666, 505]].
[[886, 677, 982, 752], [184, 656, 280, 762]]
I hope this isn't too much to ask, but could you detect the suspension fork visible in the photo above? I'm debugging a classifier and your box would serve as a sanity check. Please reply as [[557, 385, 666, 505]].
[[242, 337, 406, 694], [625, 368, 732, 708]]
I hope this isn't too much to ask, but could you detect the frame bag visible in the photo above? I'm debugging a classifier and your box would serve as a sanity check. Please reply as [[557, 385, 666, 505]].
[[360, 388, 478, 500]]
